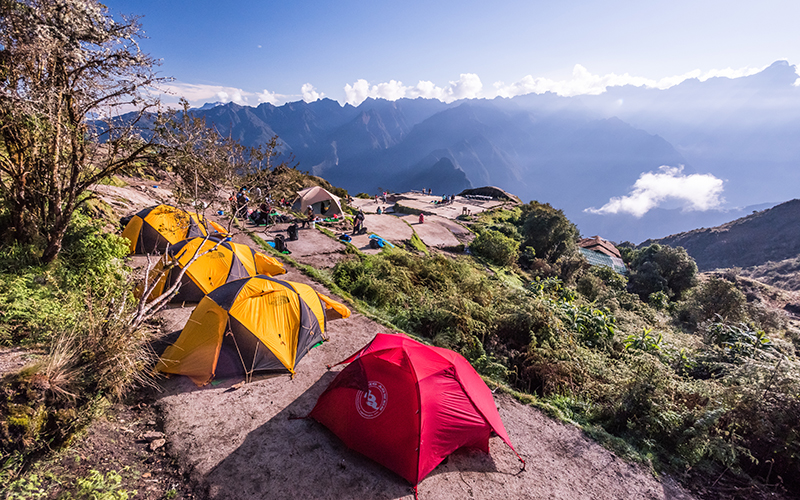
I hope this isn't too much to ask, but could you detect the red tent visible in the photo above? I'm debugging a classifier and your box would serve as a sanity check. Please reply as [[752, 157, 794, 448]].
[[309, 333, 523, 490]]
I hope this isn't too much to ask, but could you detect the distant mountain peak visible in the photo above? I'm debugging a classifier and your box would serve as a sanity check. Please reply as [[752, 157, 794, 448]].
[[195, 101, 226, 111]]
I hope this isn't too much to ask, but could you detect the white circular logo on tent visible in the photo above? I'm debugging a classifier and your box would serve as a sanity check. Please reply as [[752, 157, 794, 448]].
[[355, 381, 388, 419]]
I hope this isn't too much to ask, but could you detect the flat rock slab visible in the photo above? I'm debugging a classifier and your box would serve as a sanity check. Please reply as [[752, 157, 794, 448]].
[[351, 193, 507, 221], [399, 215, 462, 248], [238, 223, 349, 268], [349, 214, 414, 253], [394, 194, 505, 219]]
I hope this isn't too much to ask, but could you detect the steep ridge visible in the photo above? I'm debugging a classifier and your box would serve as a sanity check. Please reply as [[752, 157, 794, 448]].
[[644, 199, 800, 271]]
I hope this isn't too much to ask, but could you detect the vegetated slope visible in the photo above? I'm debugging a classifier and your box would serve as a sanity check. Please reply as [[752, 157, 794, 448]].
[[644, 199, 800, 275]]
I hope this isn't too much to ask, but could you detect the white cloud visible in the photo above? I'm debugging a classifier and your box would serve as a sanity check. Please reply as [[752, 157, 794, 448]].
[[447, 73, 483, 100], [343, 73, 483, 106], [585, 166, 724, 217], [301, 83, 324, 102], [154, 81, 303, 109], [256, 89, 291, 106], [492, 64, 767, 98], [156, 82, 251, 108]]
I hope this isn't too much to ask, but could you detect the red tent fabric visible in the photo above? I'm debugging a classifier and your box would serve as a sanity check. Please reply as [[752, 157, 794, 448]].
[[309, 333, 523, 487]]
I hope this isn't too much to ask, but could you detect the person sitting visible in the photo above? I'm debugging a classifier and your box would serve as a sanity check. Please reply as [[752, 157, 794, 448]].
[[251, 202, 273, 225], [376, 206, 383, 215], [302, 205, 315, 228]]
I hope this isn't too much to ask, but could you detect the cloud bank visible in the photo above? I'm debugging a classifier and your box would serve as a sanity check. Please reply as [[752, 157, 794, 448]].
[[159, 62, 777, 109], [585, 166, 725, 217], [157, 81, 324, 109], [343, 74, 483, 105], [340, 64, 768, 105]]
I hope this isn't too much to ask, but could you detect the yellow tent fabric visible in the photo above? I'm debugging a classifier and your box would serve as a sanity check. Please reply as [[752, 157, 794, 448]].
[[142, 237, 286, 303], [121, 204, 227, 254], [156, 276, 351, 386]]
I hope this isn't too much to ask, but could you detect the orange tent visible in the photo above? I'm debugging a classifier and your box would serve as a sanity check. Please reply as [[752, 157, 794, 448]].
[[143, 236, 286, 303], [121, 204, 227, 254], [157, 276, 351, 385]]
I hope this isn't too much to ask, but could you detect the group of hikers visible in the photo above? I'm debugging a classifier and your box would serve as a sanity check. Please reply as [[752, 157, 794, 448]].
[[230, 186, 401, 244]]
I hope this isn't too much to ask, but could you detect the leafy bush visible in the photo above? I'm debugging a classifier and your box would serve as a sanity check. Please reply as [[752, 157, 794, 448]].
[[704, 321, 773, 358], [0, 210, 130, 345], [676, 276, 748, 329], [519, 201, 579, 264], [58, 211, 130, 288], [576, 272, 604, 302], [558, 302, 616, 348], [469, 229, 519, 266], [0, 273, 81, 345], [648, 290, 670, 310], [592, 265, 628, 291], [627, 244, 697, 301], [624, 328, 663, 354]]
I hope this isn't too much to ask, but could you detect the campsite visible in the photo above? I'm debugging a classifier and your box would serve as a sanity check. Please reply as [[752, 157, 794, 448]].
[[3, 3, 800, 498], [4, 168, 800, 499], [0, 173, 702, 499], [4, 164, 800, 500]]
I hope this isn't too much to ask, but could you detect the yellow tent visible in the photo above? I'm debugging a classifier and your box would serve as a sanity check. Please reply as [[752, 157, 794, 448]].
[[121, 204, 227, 254], [142, 236, 286, 303], [156, 276, 351, 386]]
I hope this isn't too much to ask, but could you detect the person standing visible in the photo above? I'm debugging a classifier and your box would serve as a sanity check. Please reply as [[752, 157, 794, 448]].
[[418, 213, 424, 224], [353, 209, 365, 234]]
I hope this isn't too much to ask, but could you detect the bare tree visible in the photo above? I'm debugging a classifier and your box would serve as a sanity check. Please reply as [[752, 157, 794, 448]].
[[153, 99, 297, 230], [0, 0, 162, 263]]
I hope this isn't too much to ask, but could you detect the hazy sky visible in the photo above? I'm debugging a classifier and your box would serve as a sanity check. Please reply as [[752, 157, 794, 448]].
[[103, 0, 800, 107]]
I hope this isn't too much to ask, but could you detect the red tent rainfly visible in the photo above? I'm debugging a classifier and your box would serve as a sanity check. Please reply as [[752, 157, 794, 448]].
[[309, 333, 524, 490]]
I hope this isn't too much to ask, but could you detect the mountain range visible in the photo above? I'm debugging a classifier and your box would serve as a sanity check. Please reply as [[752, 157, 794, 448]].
[[168, 61, 800, 243], [646, 198, 800, 272]]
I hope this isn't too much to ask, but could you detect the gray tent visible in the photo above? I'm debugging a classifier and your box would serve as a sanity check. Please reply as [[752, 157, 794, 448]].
[[291, 186, 344, 217]]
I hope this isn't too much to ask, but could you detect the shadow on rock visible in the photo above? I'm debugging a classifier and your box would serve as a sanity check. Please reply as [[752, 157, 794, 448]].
[[201, 371, 514, 500]]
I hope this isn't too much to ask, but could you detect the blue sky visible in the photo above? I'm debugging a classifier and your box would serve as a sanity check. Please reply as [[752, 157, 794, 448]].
[[103, 0, 800, 107]]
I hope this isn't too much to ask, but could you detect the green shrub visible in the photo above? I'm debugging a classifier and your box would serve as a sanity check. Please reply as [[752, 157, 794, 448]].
[[627, 244, 697, 301], [576, 272, 604, 302], [558, 302, 616, 348], [704, 321, 773, 358], [624, 328, 663, 354], [519, 201, 579, 264], [469, 229, 519, 266], [677, 277, 748, 328], [648, 290, 670, 310], [0, 210, 130, 345], [591, 265, 628, 291], [58, 211, 130, 288], [0, 273, 81, 345]]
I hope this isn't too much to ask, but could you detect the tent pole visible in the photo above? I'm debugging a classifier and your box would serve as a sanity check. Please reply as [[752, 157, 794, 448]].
[[227, 319, 250, 385]]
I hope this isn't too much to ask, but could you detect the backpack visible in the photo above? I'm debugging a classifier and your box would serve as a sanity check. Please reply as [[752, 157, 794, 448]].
[[274, 234, 287, 253], [369, 238, 384, 249], [287, 224, 298, 241]]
